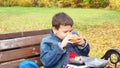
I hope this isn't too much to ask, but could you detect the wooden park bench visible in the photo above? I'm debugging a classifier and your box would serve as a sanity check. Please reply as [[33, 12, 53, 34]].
[[0, 28, 120, 68], [0, 29, 50, 68]]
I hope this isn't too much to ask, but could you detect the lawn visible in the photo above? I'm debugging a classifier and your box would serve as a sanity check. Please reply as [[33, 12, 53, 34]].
[[0, 7, 120, 67], [0, 7, 120, 33]]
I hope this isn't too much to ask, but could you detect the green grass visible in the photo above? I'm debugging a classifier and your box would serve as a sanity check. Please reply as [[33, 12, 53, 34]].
[[0, 7, 120, 33]]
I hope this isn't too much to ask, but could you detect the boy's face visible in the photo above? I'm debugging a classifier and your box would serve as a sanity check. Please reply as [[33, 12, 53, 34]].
[[53, 25, 72, 40]]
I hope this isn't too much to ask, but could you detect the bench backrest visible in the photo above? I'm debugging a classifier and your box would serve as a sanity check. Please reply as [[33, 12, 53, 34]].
[[0, 29, 50, 68]]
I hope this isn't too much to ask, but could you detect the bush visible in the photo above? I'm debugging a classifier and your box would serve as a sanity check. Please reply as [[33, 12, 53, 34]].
[[107, 0, 120, 10], [115, 0, 120, 10], [18, 0, 33, 7], [99, 0, 109, 8], [57, 1, 64, 8], [70, 0, 83, 8], [4, 0, 18, 6], [0, 0, 3, 6], [1, 0, 119, 9], [80, 0, 90, 8], [56, 0, 70, 8], [89, 0, 109, 8], [37, 0, 52, 7], [56, 0, 83, 8], [37, 0, 45, 7]]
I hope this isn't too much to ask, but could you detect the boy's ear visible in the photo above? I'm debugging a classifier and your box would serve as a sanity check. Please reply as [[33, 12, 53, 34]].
[[52, 27, 58, 34]]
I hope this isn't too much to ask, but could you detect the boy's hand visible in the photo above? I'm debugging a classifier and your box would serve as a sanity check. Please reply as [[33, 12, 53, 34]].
[[69, 34, 85, 46], [75, 34, 85, 46], [59, 33, 73, 48], [59, 33, 85, 48]]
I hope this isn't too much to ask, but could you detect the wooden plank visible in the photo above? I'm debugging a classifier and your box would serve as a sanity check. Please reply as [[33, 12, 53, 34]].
[[23, 29, 50, 37], [0, 32, 21, 40], [0, 57, 43, 68], [0, 34, 49, 50], [0, 29, 50, 40], [0, 46, 40, 62]]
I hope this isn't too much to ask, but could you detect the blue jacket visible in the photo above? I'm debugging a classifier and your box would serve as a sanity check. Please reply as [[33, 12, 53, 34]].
[[40, 29, 90, 68]]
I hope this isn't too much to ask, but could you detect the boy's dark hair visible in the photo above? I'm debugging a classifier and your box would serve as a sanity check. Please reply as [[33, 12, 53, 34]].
[[52, 12, 73, 29]]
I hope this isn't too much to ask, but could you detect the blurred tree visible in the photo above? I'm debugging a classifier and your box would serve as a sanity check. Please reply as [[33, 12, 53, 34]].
[[33, 0, 38, 7], [80, 0, 90, 8], [37, 0, 52, 7], [70, 0, 82, 8], [4, 0, 18, 6], [89, 0, 109, 8], [115, 0, 120, 10], [107, 0, 120, 10], [0, 0, 3, 6], [1, 0, 120, 10]]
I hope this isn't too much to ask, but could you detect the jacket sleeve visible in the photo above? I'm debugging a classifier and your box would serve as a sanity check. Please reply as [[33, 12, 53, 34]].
[[40, 38, 66, 67], [77, 42, 90, 56], [74, 40, 90, 56], [72, 31, 90, 56]]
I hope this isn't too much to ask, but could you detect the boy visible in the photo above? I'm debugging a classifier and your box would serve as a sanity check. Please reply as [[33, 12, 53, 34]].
[[40, 12, 90, 68]]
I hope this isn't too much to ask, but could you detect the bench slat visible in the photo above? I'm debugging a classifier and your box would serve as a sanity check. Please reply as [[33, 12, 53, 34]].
[[0, 29, 50, 68], [0, 34, 49, 50], [0, 57, 43, 68], [0, 29, 50, 40], [0, 45, 40, 62]]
